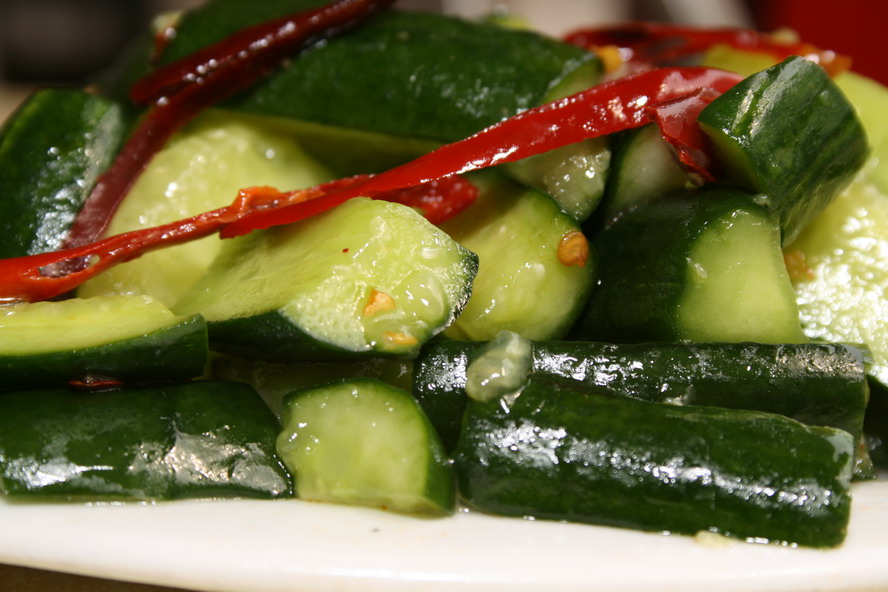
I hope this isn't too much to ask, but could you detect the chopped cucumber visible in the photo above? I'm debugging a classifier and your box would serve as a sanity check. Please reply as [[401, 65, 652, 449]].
[[453, 375, 855, 548], [78, 109, 335, 307], [698, 57, 869, 245], [788, 172, 888, 389], [440, 172, 595, 342], [504, 138, 610, 222], [276, 378, 454, 515], [0, 381, 291, 501], [175, 198, 477, 360], [576, 188, 806, 343], [0, 295, 207, 389]]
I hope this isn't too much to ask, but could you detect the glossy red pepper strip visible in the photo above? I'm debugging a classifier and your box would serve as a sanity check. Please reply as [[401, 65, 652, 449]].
[[221, 66, 742, 237], [0, 66, 740, 303], [62, 0, 394, 251], [564, 22, 851, 77]]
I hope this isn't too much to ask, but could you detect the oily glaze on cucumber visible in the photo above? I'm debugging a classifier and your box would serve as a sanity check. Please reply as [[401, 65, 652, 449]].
[[160, 4, 600, 143], [78, 109, 335, 308], [412, 338, 869, 453], [0, 295, 207, 390], [276, 378, 454, 515], [0, 381, 291, 500], [575, 187, 806, 344], [453, 375, 854, 548], [440, 172, 595, 342], [0, 88, 126, 258], [174, 198, 477, 360], [698, 56, 868, 245]]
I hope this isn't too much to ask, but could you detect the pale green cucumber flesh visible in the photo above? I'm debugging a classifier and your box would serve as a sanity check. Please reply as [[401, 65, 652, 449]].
[[175, 198, 477, 357], [441, 173, 595, 342], [276, 378, 454, 514], [78, 109, 335, 307], [677, 205, 807, 343]]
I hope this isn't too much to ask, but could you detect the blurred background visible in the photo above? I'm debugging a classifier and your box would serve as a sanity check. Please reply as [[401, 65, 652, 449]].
[[0, 0, 884, 120]]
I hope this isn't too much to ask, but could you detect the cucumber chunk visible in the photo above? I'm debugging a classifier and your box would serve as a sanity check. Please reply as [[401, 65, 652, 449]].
[[0, 88, 126, 258], [413, 339, 869, 454], [453, 375, 854, 548], [79, 109, 335, 307], [576, 188, 806, 344], [787, 173, 888, 390], [276, 378, 454, 515], [0, 381, 291, 501], [440, 172, 595, 342], [698, 56, 869, 245], [175, 198, 477, 360], [0, 295, 207, 389]]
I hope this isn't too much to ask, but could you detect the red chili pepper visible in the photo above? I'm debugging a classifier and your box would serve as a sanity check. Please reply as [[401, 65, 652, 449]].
[[0, 66, 740, 303], [62, 0, 394, 251], [221, 66, 742, 237], [564, 22, 851, 77]]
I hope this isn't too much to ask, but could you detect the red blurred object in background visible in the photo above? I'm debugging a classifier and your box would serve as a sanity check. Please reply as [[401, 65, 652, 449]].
[[751, 0, 886, 85]]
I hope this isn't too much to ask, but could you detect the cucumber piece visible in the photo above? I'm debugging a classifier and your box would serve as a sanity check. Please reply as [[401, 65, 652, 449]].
[[175, 198, 477, 360], [575, 188, 806, 344], [598, 124, 689, 223], [0, 295, 207, 390], [0, 381, 291, 501], [78, 109, 335, 308], [0, 88, 126, 258], [698, 56, 869, 245], [161, 5, 600, 143], [453, 375, 855, 548], [413, 339, 869, 453], [276, 378, 454, 515], [440, 172, 595, 342], [787, 174, 888, 390], [503, 138, 610, 222]]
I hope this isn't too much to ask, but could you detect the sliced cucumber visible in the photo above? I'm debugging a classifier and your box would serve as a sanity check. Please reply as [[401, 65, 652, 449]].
[[787, 172, 888, 389], [453, 375, 855, 548], [78, 109, 334, 307], [0, 88, 126, 258], [0, 294, 207, 389], [698, 56, 869, 245], [599, 124, 689, 223], [175, 198, 477, 360], [503, 138, 610, 221], [440, 172, 595, 342], [576, 188, 806, 344], [276, 378, 454, 515], [0, 381, 291, 501]]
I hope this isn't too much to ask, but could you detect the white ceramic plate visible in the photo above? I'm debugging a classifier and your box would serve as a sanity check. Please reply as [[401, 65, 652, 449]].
[[1, 480, 887, 592]]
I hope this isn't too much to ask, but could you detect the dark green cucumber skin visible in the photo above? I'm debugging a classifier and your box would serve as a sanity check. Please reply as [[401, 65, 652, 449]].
[[159, 3, 598, 143], [0, 88, 126, 258], [698, 56, 868, 245], [575, 187, 768, 342], [412, 340, 869, 454], [0, 381, 292, 500], [453, 376, 853, 548], [0, 315, 209, 390]]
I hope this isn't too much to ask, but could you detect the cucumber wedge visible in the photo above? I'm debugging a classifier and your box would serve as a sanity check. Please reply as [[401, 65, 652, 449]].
[[0, 381, 291, 501], [576, 188, 806, 344], [79, 109, 335, 307], [0, 88, 126, 258], [0, 295, 207, 389], [698, 57, 868, 245], [453, 375, 855, 548], [440, 172, 595, 342], [175, 198, 477, 360], [276, 378, 454, 515]]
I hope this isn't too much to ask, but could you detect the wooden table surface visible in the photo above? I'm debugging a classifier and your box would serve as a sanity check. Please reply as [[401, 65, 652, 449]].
[[0, 563, 194, 592]]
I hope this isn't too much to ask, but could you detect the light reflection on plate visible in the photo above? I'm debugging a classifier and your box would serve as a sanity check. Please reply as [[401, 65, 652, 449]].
[[0, 481, 886, 592]]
